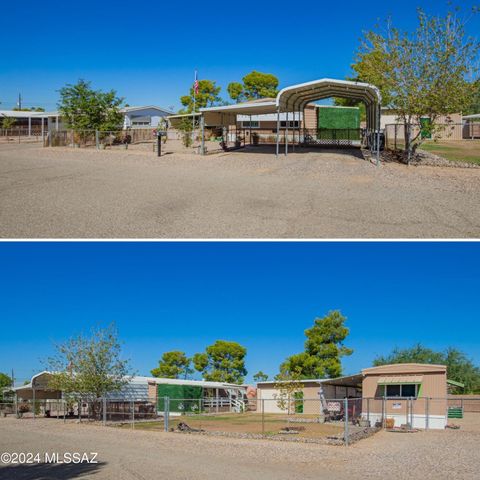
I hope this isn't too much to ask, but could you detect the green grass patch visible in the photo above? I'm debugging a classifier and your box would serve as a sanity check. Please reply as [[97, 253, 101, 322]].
[[420, 141, 480, 165]]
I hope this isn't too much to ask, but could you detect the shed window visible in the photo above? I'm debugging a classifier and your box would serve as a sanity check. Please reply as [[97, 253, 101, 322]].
[[385, 384, 419, 398]]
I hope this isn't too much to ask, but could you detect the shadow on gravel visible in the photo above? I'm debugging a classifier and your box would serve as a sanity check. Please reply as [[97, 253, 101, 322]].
[[0, 460, 105, 479], [235, 145, 365, 158]]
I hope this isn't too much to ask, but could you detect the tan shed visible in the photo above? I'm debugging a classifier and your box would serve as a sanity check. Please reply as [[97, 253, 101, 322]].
[[361, 363, 448, 429]]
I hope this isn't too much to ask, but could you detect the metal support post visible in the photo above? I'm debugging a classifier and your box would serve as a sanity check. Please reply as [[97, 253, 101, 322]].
[[200, 115, 205, 155], [275, 108, 280, 157], [95, 130, 99, 150], [292, 110, 296, 152], [262, 399, 265, 435], [376, 105, 381, 166], [28, 117, 31, 137], [382, 396, 386, 429], [103, 397, 107, 426], [157, 134, 161, 157], [216, 388, 219, 413], [32, 387, 35, 420], [344, 397, 349, 446], [249, 115, 252, 145], [285, 111, 289, 156], [367, 398, 370, 424], [164, 397, 169, 432]]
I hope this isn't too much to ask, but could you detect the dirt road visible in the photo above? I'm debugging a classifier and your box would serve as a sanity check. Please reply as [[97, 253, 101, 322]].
[[1, 144, 479, 238], [0, 417, 478, 479]]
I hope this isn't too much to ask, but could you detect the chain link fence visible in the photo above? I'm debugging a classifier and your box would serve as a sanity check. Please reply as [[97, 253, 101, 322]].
[[384, 123, 472, 151], [45, 129, 158, 150], [3, 396, 479, 445], [0, 128, 46, 143]]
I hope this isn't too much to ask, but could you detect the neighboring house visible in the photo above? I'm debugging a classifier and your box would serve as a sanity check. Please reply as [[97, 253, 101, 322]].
[[381, 109, 464, 140], [12, 371, 248, 416], [257, 375, 362, 415], [121, 106, 174, 129], [0, 110, 60, 135], [462, 113, 480, 139]]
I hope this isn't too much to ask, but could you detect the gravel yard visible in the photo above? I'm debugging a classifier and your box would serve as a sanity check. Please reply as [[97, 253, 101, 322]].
[[1, 143, 479, 238], [0, 416, 478, 479]]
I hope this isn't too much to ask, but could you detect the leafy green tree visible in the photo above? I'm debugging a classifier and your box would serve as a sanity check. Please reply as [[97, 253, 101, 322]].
[[273, 369, 304, 413], [46, 323, 132, 400], [58, 79, 124, 132], [180, 79, 222, 112], [253, 371, 269, 383], [0, 372, 13, 401], [1, 117, 16, 129], [374, 344, 480, 394], [352, 6, 479, 161], [151, 351, 192, 379], [280, 310, 353, 379], [227, 71, 279, 102], [193, 340, 247, 383], [227, 82, 245, 103], [176, 116, 195, 147]]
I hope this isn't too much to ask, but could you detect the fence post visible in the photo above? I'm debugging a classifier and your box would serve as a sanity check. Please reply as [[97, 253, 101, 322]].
[[425, 397, 429, 430], [131, 400, 135, 429], [344, 397, 349, 446], [103, 397, 107, 426], [262, 399, 265, 436], [382, 397, 386, 429], [95, 130, 99, 150], [164, 396, 169, 432]]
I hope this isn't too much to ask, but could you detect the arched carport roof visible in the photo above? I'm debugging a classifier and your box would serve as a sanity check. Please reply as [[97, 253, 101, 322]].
[[276, 78, 382, 131]]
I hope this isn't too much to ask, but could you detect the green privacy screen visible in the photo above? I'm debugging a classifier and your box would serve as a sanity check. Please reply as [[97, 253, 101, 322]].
[[317, 107, 360, 130], [157, 384, 203, 413]]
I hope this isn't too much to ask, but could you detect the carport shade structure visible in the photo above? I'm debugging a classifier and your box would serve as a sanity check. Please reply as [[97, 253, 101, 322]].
[[199, 78, 382, 164]]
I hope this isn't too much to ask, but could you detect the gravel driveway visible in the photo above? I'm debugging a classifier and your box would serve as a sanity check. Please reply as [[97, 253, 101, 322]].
[[0, 416, 478, 479], [1, 143, 479, 238]]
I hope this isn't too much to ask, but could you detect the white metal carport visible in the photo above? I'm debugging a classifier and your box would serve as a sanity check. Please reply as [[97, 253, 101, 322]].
[[200, 78, 382, 164]]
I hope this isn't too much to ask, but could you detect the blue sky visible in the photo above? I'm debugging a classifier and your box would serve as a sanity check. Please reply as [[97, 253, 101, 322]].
[[0, 242, 478, 385], [1, 1, 479, 111]]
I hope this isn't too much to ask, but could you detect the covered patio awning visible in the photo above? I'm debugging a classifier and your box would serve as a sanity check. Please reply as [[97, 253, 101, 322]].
[[378, 375, 424, 385]]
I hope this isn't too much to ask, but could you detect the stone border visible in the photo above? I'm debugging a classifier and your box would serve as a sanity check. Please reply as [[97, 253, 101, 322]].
[[172, 426, 381, 446]]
